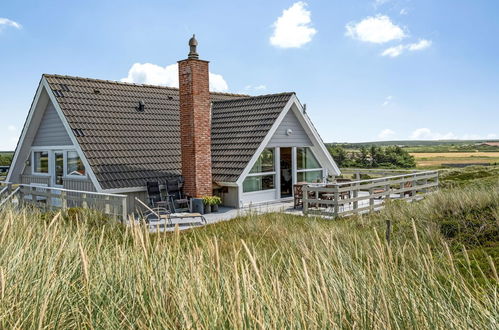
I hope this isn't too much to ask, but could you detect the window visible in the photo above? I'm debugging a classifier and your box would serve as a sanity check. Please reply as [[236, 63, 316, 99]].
[[243, 148, 276, 193], [33, 151, 49, 174], [66, 151, 86, 176], [297, 147, 323, 183], [250, 148, 274, 173], [297, 147, 321, 170], [297, 170, 323, 183], [243, 175, 275, 193]]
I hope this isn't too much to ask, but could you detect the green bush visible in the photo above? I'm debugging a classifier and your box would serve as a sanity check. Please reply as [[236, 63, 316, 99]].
[[327, 144, 416, 168]]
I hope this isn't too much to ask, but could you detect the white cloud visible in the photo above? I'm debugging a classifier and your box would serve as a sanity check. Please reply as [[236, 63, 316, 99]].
[[244, 84, 267, 92], [410, 128, 457, 140], [382, 95, 393, 106], [461, 133, 499, 140], [410, 129, 499, 140], [382, 39, 432, 57], [378, 129, 396, 140], [346, 15, 405, 44], [374, 0, 391, 7], [208, 73, 229, 92], [382, 45, 405, 57], [0, 17, 22, 30], [408, 39, 432, 51], [7, 125, 17, 132], [270, 2, 317, 48], [400, 8, 408, 15], [121, 62, 229, 92]]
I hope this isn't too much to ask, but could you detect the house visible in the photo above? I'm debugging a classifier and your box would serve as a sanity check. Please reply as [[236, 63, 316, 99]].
[[7, 36, 340, 213], [478, 142, 499, 147]]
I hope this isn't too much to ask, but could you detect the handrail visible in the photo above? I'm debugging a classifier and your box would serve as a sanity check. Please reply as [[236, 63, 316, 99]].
[[330, 170, 438, 186], [303, 169, 439, 218], [340, 168, 418, 173], [18, 184, 127, 198], [0, 187, 20, 208]]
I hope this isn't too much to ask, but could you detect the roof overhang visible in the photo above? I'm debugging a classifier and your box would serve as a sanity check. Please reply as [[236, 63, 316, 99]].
[[235, 94, 341, 186]]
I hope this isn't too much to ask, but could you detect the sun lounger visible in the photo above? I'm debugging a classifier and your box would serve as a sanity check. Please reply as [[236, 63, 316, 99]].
[[135, 197, 206, 225]]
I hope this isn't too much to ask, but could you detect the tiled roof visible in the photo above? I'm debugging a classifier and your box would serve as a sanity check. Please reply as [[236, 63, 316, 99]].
[[211, 93, 294, 182], [43, 74, 293, 189]]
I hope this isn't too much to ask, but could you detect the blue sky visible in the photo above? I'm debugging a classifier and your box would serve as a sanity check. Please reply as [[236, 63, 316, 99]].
[[1, 0, 498, 150]]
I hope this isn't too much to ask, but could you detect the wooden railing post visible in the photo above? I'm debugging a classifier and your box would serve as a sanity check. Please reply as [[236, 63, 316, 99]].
[[412, 174, 416, 198], [122, 197, 128, 223], [353, 183, 358, 211], [385, 181, 390, 201], [369, 187, 374, 210], [303, 185, 309, 215], [46, 187, 52, 210], [82, 193, 88, 208], [61, 190, 67, 209], [105, 195, 110, 215], [333, 186, 339, 217]]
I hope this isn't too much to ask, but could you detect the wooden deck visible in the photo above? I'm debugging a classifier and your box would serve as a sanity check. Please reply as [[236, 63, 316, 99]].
[[303, 169, 439, 218], [2, 168, 439, 227], [0, 182, 127, 220]]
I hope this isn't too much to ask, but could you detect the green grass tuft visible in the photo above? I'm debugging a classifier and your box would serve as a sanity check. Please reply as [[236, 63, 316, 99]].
[[0, 172, 497, 328]]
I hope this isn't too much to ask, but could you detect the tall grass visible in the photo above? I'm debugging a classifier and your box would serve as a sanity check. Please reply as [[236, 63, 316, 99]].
[[0, 186, 498, 328]]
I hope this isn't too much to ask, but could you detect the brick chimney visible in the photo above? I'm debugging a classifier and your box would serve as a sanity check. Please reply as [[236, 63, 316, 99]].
[[178, 35, 212, 197]]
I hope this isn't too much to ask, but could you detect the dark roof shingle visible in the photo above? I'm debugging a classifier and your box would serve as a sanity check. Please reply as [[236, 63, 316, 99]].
[[44, 74, 293, 189]]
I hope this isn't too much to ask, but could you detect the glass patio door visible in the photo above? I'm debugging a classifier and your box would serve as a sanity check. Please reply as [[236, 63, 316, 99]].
[[50, 151, 64, 207], [52, 151, 64, 187]]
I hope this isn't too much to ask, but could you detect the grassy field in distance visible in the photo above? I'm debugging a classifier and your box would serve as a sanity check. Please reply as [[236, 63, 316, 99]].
[[411, 151, 499, 167]]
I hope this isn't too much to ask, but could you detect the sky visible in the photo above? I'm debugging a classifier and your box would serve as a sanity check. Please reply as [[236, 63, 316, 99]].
[[1, 0, 498, 150]]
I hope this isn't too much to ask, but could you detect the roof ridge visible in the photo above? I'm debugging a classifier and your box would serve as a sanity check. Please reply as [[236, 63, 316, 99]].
[[212, 91, 295, 103], [42, 73, 250, 97]]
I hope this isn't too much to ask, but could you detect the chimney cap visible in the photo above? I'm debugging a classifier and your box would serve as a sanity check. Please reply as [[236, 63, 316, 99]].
[[188, 34, 199, 59]]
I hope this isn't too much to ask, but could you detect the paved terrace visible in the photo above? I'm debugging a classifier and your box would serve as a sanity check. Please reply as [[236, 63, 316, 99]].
[[140, 191, 405, 232]]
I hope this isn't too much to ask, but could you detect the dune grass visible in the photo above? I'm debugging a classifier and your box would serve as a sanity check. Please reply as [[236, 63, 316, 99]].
[[0, 185, 498, 328]]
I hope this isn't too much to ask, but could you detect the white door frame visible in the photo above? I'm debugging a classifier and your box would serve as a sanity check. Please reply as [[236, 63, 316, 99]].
[[50, 150, 65, 188]]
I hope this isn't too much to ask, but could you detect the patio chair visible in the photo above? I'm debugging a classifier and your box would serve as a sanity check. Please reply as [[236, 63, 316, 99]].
[[146, 181, 171, 213], [402, 181, 414, 197], [167, 178, 190, 211], [135, 197, 206, 226], [293, 184, 303, 209], [335, 179, 352, 200]]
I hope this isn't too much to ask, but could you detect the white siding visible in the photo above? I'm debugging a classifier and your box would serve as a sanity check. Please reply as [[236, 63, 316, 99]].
[[267, 110, 312, 147], [32, 102, 72, 146], [220, 186, 239, 208], [240, 189, 277, 207]]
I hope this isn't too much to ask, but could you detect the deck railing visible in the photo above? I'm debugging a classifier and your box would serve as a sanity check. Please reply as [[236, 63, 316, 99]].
[[0, 182, 128, 221], [303, 170, 439, 218]]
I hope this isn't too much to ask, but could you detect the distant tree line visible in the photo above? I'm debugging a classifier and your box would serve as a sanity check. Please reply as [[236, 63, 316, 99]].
[[328, 145, 416, 168], [0, 154, 13, 166]]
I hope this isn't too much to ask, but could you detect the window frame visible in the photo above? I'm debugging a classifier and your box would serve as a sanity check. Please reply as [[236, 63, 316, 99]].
[[243, 148, 277, 193], [30, 148, 87, 180], [31, 150, 50, 176], [297, 169, 324, 183], [296, 147, 324, 183], [65, 150, 87, 179]]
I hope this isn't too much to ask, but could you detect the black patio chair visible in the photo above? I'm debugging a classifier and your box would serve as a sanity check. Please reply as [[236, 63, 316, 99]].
[[167, 178, 190, 211], [146, 181, 171, 213]]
